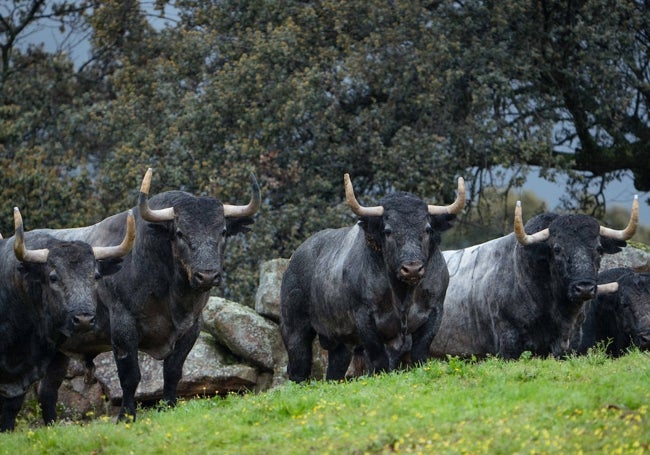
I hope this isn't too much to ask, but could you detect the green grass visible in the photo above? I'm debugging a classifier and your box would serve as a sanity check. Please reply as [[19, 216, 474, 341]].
[[2, 348, 649, 454]]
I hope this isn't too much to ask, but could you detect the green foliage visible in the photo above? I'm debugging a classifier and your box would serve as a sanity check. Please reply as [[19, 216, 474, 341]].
[[2, 351, 649, 454]]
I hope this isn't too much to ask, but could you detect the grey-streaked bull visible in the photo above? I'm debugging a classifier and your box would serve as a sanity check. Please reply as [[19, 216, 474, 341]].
[[429, 197, 639, 359], [281, 173, 465, 382], [0, 208, 134, 432], [35, 168, 260, 423], [572, 267, 650, 356]]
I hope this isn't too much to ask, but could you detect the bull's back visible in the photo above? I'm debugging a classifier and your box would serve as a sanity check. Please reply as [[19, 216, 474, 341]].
[[430, 235, 516, 357], [33, 211, 130, 246], [281, 225, 365, 337], [285, 226, 356, 288]]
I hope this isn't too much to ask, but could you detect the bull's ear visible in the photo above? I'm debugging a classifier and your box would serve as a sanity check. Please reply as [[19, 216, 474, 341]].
[[600, 237, 627, 255], [97, 258, 124, 277], [226, 216, 254, 236], [357, 218, 369, 232], [522, 241, 552, 264], [430, 213, 457, 233], [147, 222, 172, 237], [17, 262, 35, 276]]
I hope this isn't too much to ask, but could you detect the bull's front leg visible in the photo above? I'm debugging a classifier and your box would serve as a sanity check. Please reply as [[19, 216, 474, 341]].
[[410, 303, 444, 365], [354, 307, 389, 375], [319, 334, 352, 381], [161, 319, 201, 407], [38, 350, 71, 425], [0, 394, 25, 432]]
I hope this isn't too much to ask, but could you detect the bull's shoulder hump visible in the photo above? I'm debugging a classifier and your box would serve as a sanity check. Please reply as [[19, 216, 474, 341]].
[[290, 225, 363, 274], [296, 225, 358, 251], [29, 211, 129, 245], [443, 235, 515, 278]]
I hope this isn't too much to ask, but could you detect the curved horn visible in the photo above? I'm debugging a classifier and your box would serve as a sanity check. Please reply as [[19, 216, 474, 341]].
[[597, 281, 619, 295], [223, 173, 262, 218], [599, 195, 639, 241], [428, 177, 466, 215], [93, 210, 136, 259], [139, 168, 175, 222], [13, 207, 48, 263], [344, 173, 384, 217], [514, 200, 550, 246]]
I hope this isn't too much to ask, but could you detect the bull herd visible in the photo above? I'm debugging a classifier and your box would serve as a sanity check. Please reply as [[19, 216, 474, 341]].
[[0, 169, 648, 432]]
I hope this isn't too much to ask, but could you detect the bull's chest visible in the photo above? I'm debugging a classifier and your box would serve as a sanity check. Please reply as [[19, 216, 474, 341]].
[[374, 294, 429, 339], [137, 299, 203, 360]]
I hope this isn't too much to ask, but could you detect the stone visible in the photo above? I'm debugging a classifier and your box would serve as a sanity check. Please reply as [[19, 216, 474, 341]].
[[601, 243, 650, 272], [92, 333, 259, 405], [254, 258, 289, 322], [202, 297, 287, 372]]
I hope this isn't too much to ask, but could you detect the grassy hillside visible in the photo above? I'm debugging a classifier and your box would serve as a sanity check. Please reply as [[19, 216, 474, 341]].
[[1, 348, 649, 454]]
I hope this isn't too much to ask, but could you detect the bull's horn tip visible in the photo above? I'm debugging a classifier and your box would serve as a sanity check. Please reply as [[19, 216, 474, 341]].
[[13, 207, 22, 228], [516, 200, 522, 207], [140, 168, 153, 194]]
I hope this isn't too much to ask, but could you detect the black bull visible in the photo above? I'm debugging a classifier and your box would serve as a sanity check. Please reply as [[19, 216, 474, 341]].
[[280, 174, 465, 382], [34, 169, 260, 423], [0, 208, 133, 432], [429, 198, 639, 359], [572, 267, 650, 356]]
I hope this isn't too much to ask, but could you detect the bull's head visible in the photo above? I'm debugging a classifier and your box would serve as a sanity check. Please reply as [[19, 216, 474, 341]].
[[13, 208, 135, 336], [619, 275, 650, 350], [344, 173, 465, 285], [138, 168, 260, 290], [603, 271, 650, 351], [513, 197, 638, 303]]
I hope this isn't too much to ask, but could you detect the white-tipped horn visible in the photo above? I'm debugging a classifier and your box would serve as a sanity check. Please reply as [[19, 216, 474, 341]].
[[223, 173, 262, 218], [138, 168, 175, 222], [596, 282, 619, 295], [428, 176, 466, 215], [93, 210, 136, 259], [344, 173, 384, 217], [514, 200, 549, 246], [599, 195, 639, 241], [13, 207, 48, 263]]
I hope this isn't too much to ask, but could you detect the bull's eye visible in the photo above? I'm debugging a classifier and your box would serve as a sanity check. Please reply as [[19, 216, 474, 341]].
[[222, 227, 227, 237], [49, 271, 58, 283], [175, 229, 183, 239], [425, 224, 433, 234], [383, 227, 392, 237], [94, 271, 102, 280], [553, 244, 562, 254]]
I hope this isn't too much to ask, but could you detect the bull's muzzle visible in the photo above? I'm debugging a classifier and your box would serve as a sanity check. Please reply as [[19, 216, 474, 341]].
[[71, 312, 96, 333], [399, 261, 425, 284], [569, 280, 597, 301], [191, 269, 222, 289]]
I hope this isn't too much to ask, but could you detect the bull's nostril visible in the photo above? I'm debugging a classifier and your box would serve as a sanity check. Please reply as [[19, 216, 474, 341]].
[[193, 270, 221, 286], [571, 282, 597, 299], [400, 262, 425, 278], [72, 314, 96, 331]]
